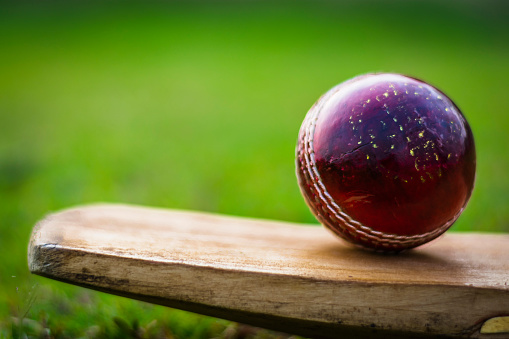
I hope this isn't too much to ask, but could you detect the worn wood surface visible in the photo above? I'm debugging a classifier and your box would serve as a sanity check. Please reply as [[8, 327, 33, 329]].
[[28, 204, 509, 338]]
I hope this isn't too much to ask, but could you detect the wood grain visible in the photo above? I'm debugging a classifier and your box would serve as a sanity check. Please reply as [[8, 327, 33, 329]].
[[28, 204, 509, 338]]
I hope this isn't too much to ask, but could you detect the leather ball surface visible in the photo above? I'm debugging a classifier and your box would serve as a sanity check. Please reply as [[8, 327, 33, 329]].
[[296, 73, 476, 252]]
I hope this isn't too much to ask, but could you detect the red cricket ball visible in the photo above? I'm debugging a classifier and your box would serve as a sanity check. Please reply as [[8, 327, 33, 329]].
[[296, 73, 476, 252]]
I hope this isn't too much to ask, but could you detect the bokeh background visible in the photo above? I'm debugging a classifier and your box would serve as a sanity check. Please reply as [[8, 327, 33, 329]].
[[1, 0, 508, 337]]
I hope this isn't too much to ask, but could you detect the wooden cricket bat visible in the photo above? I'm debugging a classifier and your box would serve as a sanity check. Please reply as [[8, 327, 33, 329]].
[[28, 204, 509, 338]]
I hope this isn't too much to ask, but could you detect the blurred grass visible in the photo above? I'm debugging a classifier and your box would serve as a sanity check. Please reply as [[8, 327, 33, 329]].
[[0, 0, 508, 337]]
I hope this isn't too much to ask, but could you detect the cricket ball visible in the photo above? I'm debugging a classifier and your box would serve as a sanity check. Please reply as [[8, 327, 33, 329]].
[[296, 73, 476, 252]]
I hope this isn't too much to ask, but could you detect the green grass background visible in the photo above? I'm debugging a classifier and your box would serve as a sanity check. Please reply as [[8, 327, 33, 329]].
[[1, 1, 508, 337]]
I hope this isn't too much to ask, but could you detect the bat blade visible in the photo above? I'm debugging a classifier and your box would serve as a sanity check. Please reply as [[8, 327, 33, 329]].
[[28, 204, 509, 338]]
